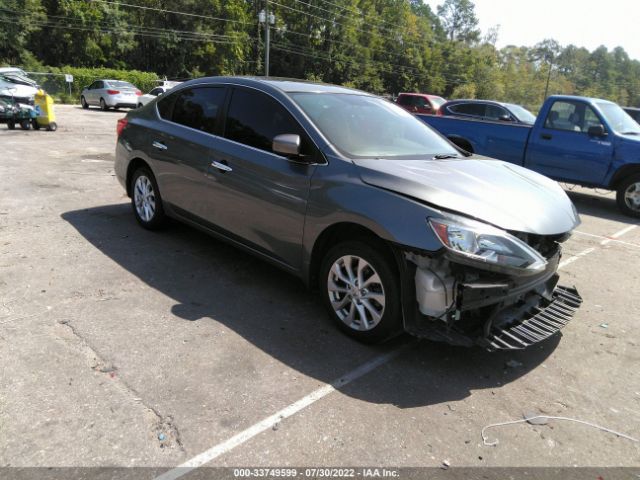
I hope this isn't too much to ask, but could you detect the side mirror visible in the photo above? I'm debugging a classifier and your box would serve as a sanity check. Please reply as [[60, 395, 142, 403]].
[[498, 114, 512, 122], [588, 124, 606, 137], [273, 134, 301, 157]]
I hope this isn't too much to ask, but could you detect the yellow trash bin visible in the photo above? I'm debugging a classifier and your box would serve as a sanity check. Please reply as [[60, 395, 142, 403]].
[[34, 89, 57, 131]]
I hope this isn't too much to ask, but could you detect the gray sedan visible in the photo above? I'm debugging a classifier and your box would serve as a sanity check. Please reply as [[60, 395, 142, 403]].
[[81, 79, 141, 110], [114, 77, 582, 350]]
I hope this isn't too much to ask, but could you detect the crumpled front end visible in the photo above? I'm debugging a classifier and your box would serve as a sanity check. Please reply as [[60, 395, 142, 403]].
[[398, 231, 582, 351]]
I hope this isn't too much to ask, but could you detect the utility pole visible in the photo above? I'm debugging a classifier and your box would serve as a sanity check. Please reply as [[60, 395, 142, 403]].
[[543, 60, 553, 99], [265, 0, 270, 77], [258, 2, 275, 77]]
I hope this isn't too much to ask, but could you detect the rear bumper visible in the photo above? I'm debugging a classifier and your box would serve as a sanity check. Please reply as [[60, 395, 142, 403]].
[[111, 102, 137, 109]]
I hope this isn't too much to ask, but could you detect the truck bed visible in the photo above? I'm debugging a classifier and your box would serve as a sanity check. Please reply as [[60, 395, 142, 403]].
[[417, 114, 533, 166]]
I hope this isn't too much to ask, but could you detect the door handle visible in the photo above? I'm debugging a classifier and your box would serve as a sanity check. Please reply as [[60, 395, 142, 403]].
[[152, 141, 167, 151], [541, 133, 552, 140], [211, 160, 232, 173]]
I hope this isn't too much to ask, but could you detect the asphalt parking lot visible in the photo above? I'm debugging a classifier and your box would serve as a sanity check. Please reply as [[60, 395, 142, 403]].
[[1, 105, 639, 474]]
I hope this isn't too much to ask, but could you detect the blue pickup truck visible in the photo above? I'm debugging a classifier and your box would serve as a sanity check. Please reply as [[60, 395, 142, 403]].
[[418, 95, 640, 217]]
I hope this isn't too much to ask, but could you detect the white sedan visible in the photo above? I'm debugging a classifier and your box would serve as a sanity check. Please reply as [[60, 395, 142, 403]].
[[137, 82, 181, 108]]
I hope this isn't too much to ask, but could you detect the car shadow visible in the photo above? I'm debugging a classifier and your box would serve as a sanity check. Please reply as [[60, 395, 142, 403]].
[[61, 204, 560, 408], [567, 189, 638, 224]]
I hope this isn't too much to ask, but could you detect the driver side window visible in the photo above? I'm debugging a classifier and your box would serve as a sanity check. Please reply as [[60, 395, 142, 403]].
[[545, 101, 599, 133]]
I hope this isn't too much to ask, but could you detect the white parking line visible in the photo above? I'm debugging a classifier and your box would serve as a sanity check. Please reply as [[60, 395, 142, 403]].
[[574, 229, 640, 248], [154, 342, 416, 480], [155, 224, 637, 479], [558, 247, 596, 269], [559, 225, 638, 269]]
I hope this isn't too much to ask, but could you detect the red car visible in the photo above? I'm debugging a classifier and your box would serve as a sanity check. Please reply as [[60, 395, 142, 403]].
[[396, 93, 446, 115]]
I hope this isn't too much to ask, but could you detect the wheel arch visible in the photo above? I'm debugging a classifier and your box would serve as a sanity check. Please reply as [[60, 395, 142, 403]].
[[125, 158, 152, 197], [447, 135, 474, 153], [608, 164, 640, 189], [307, 222, 397, 290]]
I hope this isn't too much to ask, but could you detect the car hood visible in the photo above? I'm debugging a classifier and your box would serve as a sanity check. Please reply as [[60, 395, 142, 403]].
[[354, 157, 580, 235]]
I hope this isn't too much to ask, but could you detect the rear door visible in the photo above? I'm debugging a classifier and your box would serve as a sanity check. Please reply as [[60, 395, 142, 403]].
[[146, 85, 229, 218], [201, 87, 317, 269], [525, 100, 613, 184]]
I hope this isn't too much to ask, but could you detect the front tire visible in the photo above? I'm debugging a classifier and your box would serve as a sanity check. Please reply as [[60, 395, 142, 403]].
[[617, 174, 640, 218], [81, 96, 88, 109], [20, 120, 30, 130], [131, 167, 166, 229], [319, 241, 402, 343]]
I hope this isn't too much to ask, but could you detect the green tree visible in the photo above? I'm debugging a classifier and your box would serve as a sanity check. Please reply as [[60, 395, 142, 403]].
[[436, 0, 480, 44]]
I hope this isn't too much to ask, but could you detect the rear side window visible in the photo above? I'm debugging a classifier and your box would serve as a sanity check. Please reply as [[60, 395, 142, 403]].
[[397, 95, 412, 106], [224, 88, 310, 155], [170, 87, 226, 134], [450, 103, 486, 117]]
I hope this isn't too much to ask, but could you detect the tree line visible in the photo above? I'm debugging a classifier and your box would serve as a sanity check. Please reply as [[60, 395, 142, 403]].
[[1, 0, 640, 110]]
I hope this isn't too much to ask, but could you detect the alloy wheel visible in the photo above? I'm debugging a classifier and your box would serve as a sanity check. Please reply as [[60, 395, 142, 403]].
[[327, 255, 386, 331], [624, 182, 640, 212], [134, 175, 156, 222]]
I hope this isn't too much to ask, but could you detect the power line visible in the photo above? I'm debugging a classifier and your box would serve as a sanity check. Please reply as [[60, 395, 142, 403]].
[[0, 7, 249, 41], [90, 0, 251, 25], [270, 1, 433, 54]]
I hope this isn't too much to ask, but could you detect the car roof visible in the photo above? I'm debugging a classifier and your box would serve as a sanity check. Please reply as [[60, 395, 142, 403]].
[[623, 106, 640, 111], [398, 92, 443, 99], [181, 76, 371, 96], [0, 67, 24, 73], [444, 99, 508, 106], [547, 94, 616, 105]]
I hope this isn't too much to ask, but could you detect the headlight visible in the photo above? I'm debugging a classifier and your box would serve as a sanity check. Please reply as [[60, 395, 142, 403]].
[[429, 215, 547, 275]]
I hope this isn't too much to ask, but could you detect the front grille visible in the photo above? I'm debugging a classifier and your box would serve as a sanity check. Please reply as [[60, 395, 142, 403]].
[[482, 285, 582, 351], [511, 231, 569, 259]]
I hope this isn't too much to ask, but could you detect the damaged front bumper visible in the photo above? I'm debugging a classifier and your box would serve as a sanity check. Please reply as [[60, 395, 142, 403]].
[[398, 249, 582, 351]]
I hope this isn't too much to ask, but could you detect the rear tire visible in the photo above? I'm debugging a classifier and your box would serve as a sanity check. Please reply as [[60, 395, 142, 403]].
[[130, 167, 166, 230], [616, 174, 640, 218], [81, 96, 88, 109], [20, 120, 30, 130], [319, 241, 402, 344], [7, 122, 15, 130], [100, 98, 109, 111], [47, 122, 57, 132], [32, 119, 40, 130]]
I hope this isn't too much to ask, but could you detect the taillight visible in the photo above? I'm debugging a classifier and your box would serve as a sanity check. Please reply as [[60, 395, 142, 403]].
[[106, 89, 120, 95], [437, 109, 443, 116], [135, 90, 142, 96], [116, 118, 128, 137]]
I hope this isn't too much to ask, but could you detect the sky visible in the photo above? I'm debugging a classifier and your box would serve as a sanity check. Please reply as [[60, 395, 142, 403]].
[[422, 0, 640, 61]]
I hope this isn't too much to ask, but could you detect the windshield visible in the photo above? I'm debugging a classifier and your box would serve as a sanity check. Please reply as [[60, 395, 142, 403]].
[[290, 93, 460, 159], [107, 80, 136, 89], [598, 102, 640, 134], [505, 103, 537, 124]]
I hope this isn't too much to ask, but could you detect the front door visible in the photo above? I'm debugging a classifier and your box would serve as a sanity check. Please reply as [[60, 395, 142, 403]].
[[526, 100, 614, 184], [203, 87, 316, 270]]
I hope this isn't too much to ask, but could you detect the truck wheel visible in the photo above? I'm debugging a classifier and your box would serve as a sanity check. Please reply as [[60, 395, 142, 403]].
[[7, 122, 15, 130], [616, 174, 640, 218], [130, 167, 166, 230], [32, 119, 40, 130], [81, 96, 89, 109], [47, 122, 57, 132], [319, 241, 402, 344], [20, 120, 31, 130]]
